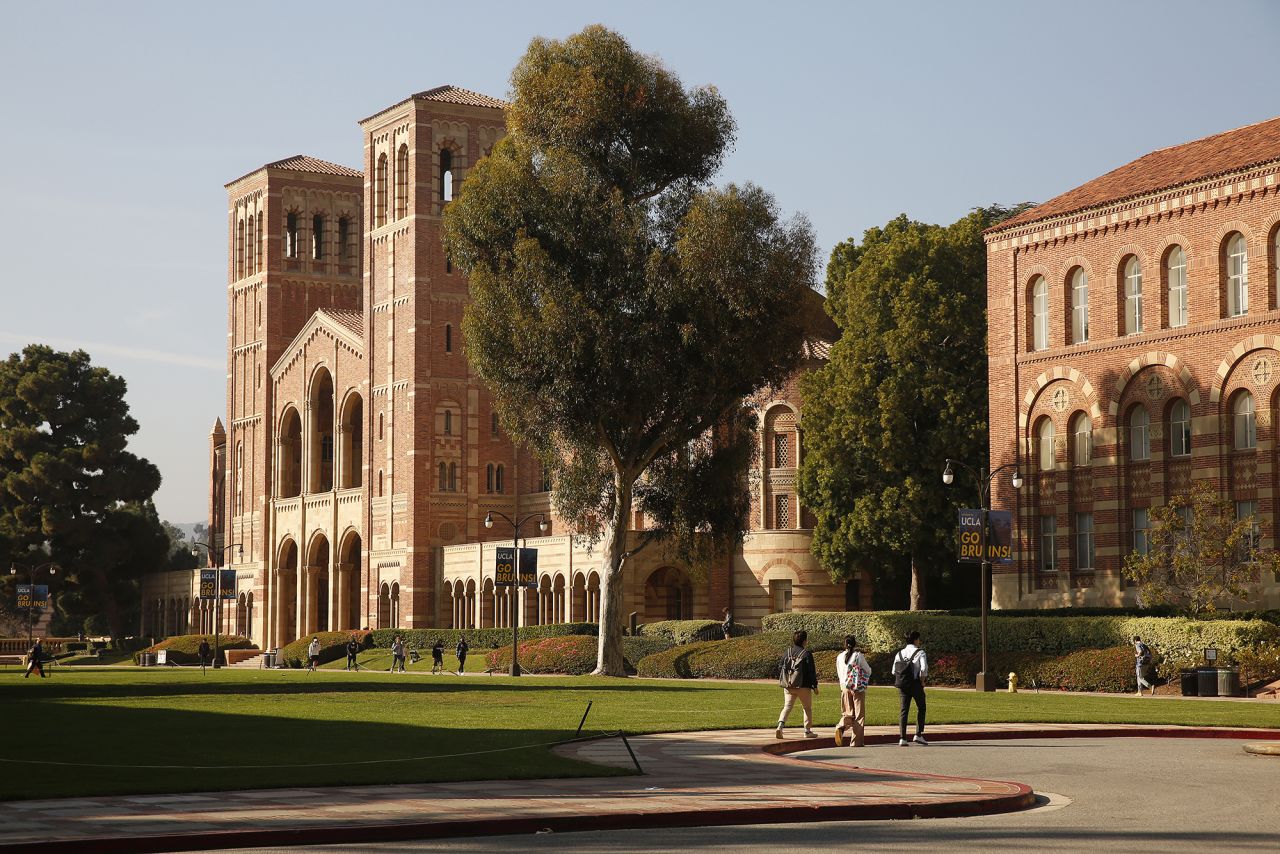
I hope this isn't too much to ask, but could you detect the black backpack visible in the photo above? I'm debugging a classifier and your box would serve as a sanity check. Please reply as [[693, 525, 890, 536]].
[[779, 647, 804, 688], [893, 649, 923, 689]]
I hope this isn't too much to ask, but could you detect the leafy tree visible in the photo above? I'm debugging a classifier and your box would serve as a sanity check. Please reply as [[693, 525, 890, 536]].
[[799, 206, 1029, 609], [444, 26, 816, 674], [1123, 481, 1278, 614], [161, 520, 199, 571], [0, 345, 163, 638]]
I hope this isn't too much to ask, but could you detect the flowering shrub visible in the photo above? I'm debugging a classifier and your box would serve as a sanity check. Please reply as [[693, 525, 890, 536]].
[[134, 634, 253, 665], [1233, 643, 1280, 689], [485, 635, 675, 675]]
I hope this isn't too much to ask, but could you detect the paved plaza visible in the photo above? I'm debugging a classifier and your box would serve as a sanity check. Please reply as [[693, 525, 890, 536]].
[[2, 724, 1276, 852]]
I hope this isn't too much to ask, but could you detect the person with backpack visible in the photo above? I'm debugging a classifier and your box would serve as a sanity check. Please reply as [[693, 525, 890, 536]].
[[389, 635, 407, 672], [197, 638, 212, 672], [345, 635, 361, 671], [834, 635, 872, 747], [431, 639, 445, 674], [23, 638, 46, 679], [892, 630, 928, 746], [775, 630, 818, 739], [1134, 635, 1155, 696], [455, 636, 469, 675], [307, 637, 321, 672]]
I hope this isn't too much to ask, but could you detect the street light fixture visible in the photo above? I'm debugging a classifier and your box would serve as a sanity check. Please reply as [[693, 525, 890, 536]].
[[942, 458, 1022, 692], [484, 510, 549, 676], [9, 562, 58, 647], [190, 541, 244, 668]]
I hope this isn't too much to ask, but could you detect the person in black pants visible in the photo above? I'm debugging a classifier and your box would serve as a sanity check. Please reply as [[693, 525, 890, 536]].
[[892, 630, 929, 746], [455, 636, 469, 675], [345, 636, 361, 671]]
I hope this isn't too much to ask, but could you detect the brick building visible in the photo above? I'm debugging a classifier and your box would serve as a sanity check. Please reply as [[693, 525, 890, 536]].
[[986, 116, 1280, 609], [140, 86, 854, 645]]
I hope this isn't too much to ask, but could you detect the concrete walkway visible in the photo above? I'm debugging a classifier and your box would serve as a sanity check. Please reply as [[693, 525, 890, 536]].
[[1, 724, 1276, 853]]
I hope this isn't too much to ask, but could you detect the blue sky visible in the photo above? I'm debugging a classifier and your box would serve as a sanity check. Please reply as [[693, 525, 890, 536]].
[[1, 0, 1277, 522]]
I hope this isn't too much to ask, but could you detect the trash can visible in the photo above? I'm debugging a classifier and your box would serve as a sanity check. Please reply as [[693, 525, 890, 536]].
[[1180, 670, 1199, 696], [1217, 668, 1240, 698], [141, 653, 156, 668], [262, 651, 276, 669], [1196, 668, 1219, 698]]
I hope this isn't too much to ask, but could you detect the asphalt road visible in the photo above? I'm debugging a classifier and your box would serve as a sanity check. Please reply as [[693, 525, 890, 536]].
[[228, 737, 1280, 854]]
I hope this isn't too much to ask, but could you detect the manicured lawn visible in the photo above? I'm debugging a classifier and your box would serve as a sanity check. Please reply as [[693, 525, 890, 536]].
[[3, 669, 1277, 801], [318, 648, 495, 673]]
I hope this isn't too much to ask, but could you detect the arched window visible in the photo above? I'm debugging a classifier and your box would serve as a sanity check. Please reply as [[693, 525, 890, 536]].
[[1170, 399, 1192, 457], [246, 215, 256, 277], [235, 441, 244, 514], [1167, 246, 1187, 327], [378, 470, 384, 496], [236, 218, 245, 279], [255, 211, 264, 274], [491, 411, 500, 436], [1123, 257, 1142, 335], [445, 324, 452, 353], [496, 464, 505, 494], [440, 148, 453, 202], [438, 462, 447, 491], [1226, 232, 1248, 317], [1129, 405, 1150, 461], [448, 462, 458, 492], [486, 464, 494, 493], [1070, 268, 1089, 344], [312, 214, 324, 260], [444, 410, 453, 435], [1071, 413, 1092, 467], [1031, 276, 1049, 351], [395, 144, 409, 219], [1037, 418, 1056, 472], [375, 153, 388, 228], [285, 212, 299, 259], [1233, 391, 1256, 450], [338, 216, 350, 261]]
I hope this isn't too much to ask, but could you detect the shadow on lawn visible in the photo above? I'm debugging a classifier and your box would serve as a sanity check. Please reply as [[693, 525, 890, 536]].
[[0, 700, 627, 802]]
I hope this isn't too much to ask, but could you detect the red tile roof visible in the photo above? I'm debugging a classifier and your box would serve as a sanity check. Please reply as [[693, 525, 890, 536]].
[[318, 308, 364, 339], [225, 154, 362, 188], [359, 85, 507, 125], [990, 115, 1280, 233]]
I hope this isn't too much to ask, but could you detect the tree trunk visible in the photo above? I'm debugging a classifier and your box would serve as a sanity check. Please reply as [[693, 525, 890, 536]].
[[909, 555, 926, 611], [594, 476, 633, 676]]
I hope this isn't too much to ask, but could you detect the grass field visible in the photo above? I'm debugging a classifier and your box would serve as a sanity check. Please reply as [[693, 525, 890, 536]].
[[3, 668, 1278, 801]]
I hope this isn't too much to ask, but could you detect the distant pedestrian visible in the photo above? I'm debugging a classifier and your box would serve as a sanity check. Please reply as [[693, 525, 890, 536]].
[[721, 607, 733, 640], [892, 631, 928, 746], [431, 639, 445, 674], [456, 636, 469, 675], [307, 637, 320, 672], [390, 635, 406, 672], [345, 636, 361, 671], [775, 630, 818, 739], [197, 638, 212, 672], [835, 635, 872, 748], [1134, 635, 1155, 696], [24, 638, 46, 679]]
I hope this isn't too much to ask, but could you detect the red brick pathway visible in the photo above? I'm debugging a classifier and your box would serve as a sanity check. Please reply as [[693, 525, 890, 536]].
[[1, 723, 1275, 853]]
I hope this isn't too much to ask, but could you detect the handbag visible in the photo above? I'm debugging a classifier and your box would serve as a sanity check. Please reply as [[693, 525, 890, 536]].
[[842, 651, 871, 691]]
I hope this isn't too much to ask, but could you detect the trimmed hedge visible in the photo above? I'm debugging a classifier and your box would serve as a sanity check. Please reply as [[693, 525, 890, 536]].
[[485, 635, 675, 675], [949, 606, 1280, 624], [135, 634, 254, 665], [637, 620, 723, 644], [279, 630, 371, 668], [635, 632, 843, 680], [761, 611, 1280, 662], [369, 623, 596, 651]]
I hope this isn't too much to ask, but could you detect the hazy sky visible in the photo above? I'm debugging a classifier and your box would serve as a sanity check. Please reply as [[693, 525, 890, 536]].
[[2, 1, 1277, 522]]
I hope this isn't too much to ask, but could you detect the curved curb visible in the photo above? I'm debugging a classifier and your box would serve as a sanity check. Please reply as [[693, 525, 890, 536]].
[[1243, 742, 1280, 756]]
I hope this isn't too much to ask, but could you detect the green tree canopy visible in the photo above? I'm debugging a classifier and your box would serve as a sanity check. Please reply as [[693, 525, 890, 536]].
[[444, 25, 817, 674], [0, 345, 163, 637], [799, 206, 1029, 609]]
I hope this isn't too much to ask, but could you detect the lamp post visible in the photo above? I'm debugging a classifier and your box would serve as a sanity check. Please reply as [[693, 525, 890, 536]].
[[9, 562, 57, 647], [484, 510, 549, 676], [942, 458, 1022, 692], [190, 541, 243, 668]]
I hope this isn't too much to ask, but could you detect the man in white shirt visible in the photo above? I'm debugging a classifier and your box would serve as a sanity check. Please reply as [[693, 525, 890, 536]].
[[892, 631, 928, 746]]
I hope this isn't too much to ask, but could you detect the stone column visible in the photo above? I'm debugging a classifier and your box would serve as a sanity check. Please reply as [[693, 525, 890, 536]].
[[336, 566, 350, 632]]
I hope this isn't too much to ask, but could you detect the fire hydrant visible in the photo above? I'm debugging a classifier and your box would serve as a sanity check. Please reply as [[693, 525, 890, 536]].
[[1008, 672, 1019, 693]]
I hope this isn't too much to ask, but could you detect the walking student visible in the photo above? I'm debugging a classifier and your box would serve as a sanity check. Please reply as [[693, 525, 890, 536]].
[[431, 639, 445, 674], [1134, 635, 1155, 696], [197, 637, 212, 672], [721, 607, 733, 640], [455, 636, 469, 675], [834, 635, 871, 748], [390, 635, 407, 672], [24, 638, 46, 679], [345, 635, 361, 671], [775, 630, 818, 739], [892, 630, 928, 746], [307, 636, 321, 672]]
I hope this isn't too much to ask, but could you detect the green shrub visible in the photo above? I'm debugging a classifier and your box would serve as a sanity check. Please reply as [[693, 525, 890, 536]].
[[112, 637, 151, 654], [369, 623, 596, 651], [279, 630, 371, 668], [635, 632, 842, 680], [949, 606, 1280, 624], [135, 634, 254, 665], [637, 620, 722, 644], [1234, 643, 1280, 689], [761, 611, 1280, 659], [484, 635, 672, 675]]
